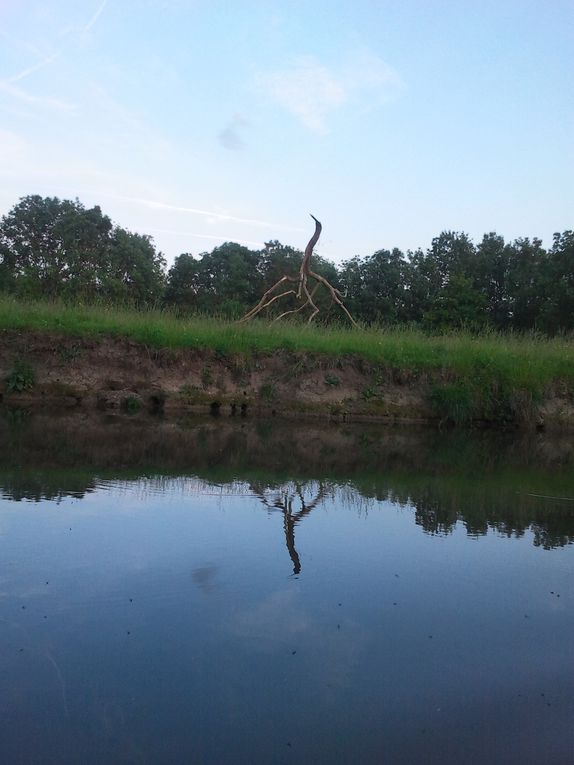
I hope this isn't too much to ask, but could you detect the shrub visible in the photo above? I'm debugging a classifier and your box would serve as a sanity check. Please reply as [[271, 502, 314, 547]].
[[5, 361, 35, 392]]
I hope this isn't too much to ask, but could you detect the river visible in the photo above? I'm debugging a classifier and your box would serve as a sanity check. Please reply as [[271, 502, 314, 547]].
[[0, 412, 572, 764]]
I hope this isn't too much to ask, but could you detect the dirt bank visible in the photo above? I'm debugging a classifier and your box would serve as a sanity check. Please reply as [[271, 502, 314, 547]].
[[1, 330, 573, 429]]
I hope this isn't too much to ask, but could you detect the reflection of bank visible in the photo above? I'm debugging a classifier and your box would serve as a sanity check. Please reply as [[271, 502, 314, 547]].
[[1, 412, 574, 551], [251, 482, 330, 575]]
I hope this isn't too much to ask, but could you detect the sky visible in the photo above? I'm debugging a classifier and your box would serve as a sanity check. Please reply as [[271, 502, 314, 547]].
[[0, 0, 573, 265]]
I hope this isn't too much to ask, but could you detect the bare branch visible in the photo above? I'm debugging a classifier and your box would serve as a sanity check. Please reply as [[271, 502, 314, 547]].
[[237, 216, 359, 327], [237, 275, 297, 323], [308, 270, 360, 328]]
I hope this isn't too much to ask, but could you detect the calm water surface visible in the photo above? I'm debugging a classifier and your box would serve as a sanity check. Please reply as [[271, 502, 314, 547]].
[[0, 413, 573, 764]]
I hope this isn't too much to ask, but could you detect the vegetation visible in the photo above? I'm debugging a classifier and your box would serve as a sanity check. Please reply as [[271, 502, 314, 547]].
[[1, 295, 573, 392], [5, 360, 35, 393], [0, 195, 165, 304], [1, 194, 573, 425], [1, 194, 573, 334]]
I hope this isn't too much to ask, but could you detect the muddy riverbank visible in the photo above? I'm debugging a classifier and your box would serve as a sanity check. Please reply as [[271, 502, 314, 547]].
[[1, 330, 573, 429]]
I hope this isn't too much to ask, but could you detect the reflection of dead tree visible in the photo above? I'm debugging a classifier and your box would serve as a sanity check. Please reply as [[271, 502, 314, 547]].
[[238, 216, 359, 327], [252, 481, 330, 574]]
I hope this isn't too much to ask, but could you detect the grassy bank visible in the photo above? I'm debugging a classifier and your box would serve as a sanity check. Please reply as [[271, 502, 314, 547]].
[[1, 296, 573, 424]]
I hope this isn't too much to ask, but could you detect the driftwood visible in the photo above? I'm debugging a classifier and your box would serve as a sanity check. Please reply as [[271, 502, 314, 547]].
[[238, 215, 359, 327]]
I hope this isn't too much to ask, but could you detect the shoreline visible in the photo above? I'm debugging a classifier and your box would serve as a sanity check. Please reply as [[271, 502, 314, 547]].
[[1, 329, 573, 430]]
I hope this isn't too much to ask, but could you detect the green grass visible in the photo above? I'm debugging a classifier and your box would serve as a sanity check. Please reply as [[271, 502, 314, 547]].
[[1, 296, 574, 408]]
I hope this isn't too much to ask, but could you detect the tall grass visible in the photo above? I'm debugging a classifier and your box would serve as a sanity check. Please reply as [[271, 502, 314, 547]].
[[1, 296, 573, 397]]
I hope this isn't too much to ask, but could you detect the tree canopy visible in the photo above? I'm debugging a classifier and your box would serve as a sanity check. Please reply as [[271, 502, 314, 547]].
[[0, 195, 165, 304], [1, 194, 572, 334]]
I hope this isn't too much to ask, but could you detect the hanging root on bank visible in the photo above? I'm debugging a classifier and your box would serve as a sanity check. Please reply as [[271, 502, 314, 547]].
[[237, 215, 359, 327]]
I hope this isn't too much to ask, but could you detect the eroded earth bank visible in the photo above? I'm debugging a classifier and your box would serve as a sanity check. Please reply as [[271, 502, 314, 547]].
[[1, 330, 574, 429]]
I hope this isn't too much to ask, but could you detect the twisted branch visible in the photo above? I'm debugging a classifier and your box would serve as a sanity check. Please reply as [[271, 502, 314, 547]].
[[238, 215, 359, 327]]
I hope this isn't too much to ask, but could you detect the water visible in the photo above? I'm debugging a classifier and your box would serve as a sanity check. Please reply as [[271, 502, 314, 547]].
[[0, 412, 573, 764]]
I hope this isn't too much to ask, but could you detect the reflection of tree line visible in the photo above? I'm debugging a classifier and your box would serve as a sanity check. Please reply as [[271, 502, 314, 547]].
[[1, 413, 574, 555], [1, 471, 573, 555], [0, 472, 97, 503], [356, 483, 574, 551]]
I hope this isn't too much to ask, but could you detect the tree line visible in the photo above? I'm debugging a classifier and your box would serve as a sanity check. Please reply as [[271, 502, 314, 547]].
[[1, 195, 573, 333]]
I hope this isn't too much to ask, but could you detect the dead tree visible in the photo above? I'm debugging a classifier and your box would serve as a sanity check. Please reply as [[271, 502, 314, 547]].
[[238, 215, 359, 327]]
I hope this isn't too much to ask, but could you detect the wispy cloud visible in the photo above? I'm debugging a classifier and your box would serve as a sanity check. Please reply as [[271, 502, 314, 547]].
[[258, 50, 403, 133], [258, 57, 345, 133]]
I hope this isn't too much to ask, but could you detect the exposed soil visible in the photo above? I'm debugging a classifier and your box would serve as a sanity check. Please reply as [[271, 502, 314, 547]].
[[0, 330, 572, 429]]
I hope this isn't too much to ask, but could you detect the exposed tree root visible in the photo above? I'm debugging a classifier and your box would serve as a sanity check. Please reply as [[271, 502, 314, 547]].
[[238, 215, 359, 327]]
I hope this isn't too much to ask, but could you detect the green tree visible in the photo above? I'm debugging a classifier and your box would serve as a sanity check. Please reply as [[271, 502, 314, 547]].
[[104, 229, 166, 305], [423, 274, 488, 331], [506, 237, 547, 330], [538, 231, 574, 333], [472, 233, 512, 329], [402, 248, 430, 322], [339, 248, 408, 324], [403, 233, 486, 328], [164, 253, 201, 309], [0, 195, 165, 304], [0, 195, 112, 297], [164, 243, 261, 316], [258, 240, 302, 286], [427, 231, 476, 287]]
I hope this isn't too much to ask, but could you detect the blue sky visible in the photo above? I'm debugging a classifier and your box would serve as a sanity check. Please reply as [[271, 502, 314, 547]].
[[1, 0, 572, 265]]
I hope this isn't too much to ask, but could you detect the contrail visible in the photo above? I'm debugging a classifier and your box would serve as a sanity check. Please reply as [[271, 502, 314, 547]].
[[148, 227, 265, 247], [117, 194, 303, 232], [2, 0, 108, 85], [6, 53, 60, 84], [83, 0, 109, 33], [0, 81, 74, 111]]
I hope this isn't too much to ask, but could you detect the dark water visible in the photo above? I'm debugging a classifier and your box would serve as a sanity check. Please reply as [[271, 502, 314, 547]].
[[0, 413, 573, 764]]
